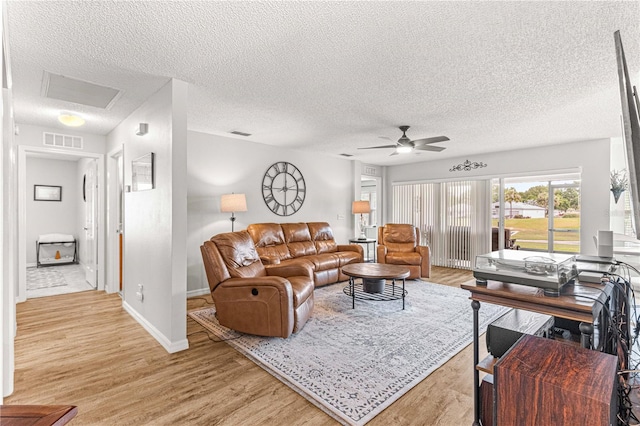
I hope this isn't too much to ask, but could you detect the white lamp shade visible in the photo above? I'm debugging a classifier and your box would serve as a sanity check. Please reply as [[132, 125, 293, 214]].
[[352, 200, 371, 214], [220, 193, 247, 213]]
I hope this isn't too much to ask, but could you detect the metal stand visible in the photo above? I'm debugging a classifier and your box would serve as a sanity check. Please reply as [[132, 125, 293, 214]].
[[472, 300, 481, 426]]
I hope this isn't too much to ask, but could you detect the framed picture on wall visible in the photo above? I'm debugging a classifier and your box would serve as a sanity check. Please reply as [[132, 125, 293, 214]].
[[132, 152, 155, 191], [34, 185, 62, 201]]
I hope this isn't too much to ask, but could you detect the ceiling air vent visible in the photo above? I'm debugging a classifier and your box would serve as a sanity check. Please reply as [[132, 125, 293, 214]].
[[43, 132, 83, 149]]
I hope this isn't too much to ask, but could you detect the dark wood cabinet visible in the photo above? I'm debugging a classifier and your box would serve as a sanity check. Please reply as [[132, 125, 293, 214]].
[[494, 334, 617, 426]]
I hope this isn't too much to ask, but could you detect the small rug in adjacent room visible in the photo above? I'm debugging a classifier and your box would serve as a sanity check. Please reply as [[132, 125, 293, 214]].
[[26, 266, 68, 290], [189, 281, 508, 425]]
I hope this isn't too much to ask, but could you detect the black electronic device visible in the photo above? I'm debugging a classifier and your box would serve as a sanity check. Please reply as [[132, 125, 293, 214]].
[[487, 309, 554, 358]]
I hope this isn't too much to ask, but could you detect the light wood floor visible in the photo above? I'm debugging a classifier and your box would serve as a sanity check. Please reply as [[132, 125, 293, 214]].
[[6, 266, 482, 425]]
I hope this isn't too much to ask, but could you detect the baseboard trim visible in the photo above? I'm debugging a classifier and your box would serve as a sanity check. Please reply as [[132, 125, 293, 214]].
[[187, 287, 210, 298], [122, 301, 189, 354]]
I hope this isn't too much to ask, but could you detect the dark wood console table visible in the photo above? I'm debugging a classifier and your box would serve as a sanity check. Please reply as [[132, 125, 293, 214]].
[[461, 278, 612, 426], [0, 404, 77, 425]]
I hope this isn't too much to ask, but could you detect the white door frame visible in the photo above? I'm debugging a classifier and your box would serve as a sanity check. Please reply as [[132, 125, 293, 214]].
[[106, 145, 123, 294], [17, 145, 105, 302]]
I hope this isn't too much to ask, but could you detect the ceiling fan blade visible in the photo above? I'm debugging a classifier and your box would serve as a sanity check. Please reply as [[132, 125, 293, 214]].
[[415, 145, 446, 152], [358, 144, 398, 150], [412, 136, 450, 145]]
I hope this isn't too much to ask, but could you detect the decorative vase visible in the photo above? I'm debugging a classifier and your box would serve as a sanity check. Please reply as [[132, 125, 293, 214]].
[[611, 187, 625, 204]]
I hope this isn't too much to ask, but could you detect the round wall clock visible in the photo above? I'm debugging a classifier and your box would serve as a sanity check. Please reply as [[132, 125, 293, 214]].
[[262, 161, 306, 216]]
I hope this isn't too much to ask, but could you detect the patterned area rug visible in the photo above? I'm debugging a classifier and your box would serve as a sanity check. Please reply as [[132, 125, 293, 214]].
[[26, 266, 68, 290], [189, 281, 508, 425]]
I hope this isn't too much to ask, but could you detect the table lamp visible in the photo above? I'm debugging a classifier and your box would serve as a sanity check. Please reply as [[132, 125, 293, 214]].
[[220, 193, 247, 231], [352, 200, 371, 240]]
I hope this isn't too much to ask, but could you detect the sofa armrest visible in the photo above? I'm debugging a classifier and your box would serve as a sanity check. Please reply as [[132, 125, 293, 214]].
[[266, 262, 313, 279], [214, 276, 294, 338], [417, 245, 431, 278], [377, 245, 388, 264], [260, 255, 281, 265], [337, 244, 363, 256]]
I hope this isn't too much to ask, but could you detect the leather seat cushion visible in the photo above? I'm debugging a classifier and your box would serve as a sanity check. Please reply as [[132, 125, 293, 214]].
[[306, 253, 340, 270], [386, 252, 422, 266], [334, 251, 362, 266]]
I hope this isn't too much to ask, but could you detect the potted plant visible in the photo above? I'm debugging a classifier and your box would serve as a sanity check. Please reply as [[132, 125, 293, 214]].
[[610, 169, 629, 204]]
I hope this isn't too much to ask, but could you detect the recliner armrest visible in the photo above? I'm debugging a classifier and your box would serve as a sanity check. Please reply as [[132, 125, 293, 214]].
[[266, 262, 313, 279], [417, 245, 431, 278], [213, 276, 294, 338], [377, 245, 388, 264], [260, 255, 281, 265]]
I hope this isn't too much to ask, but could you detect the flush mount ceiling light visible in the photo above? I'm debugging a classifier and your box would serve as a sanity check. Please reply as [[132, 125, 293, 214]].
[[58, 113, 85, 127]]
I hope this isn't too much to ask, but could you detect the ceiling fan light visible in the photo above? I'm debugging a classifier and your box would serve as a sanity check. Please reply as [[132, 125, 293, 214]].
[[396, 146, 413, 154], [58, 113, 85, 127]]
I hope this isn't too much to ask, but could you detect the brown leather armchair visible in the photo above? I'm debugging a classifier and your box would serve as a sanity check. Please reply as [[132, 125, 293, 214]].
[[377, 224, 431, 279], [200, 230, 314, 338]]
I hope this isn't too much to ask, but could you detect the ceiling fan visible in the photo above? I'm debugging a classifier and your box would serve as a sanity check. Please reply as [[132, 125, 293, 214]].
[[359, 126, 449, 155]]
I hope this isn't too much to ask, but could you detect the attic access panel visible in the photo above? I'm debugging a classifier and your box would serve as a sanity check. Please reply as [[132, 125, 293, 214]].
[[42, 72, 121, 109]]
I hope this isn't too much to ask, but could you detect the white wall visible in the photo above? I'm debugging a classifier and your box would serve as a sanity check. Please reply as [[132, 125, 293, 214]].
[[25, 157, 78, 265], [106, 79, 188, 353], [187, 130, 356, 294], [385, 139, 611, 255]]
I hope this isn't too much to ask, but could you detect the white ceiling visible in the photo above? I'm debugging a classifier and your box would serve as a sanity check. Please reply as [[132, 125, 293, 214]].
[[6, 1, 640, 166]]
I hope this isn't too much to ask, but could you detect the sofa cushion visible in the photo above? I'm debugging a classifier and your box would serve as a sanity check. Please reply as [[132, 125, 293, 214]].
[[282, 223, 317, 258], [334, 251, 362, 266], [306, 253, 340, 271], [211, 231, 267, 278], [247, 223, 292, 261], [382, 224, 417, 253], [386, 252, 422, 266], [308, 222, 338, 253]]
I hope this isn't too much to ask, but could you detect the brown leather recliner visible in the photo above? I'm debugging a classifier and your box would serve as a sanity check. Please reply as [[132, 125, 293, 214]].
[[377, 224, 431, 279], [200, 230, 314, 338]]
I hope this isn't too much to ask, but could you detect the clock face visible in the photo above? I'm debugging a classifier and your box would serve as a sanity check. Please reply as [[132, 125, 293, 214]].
[[262, 161, 306, 216]]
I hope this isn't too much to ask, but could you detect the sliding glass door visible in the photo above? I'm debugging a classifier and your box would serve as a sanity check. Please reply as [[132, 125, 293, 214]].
[[493, 173, 580, 254], [392, 180, 491, 269]]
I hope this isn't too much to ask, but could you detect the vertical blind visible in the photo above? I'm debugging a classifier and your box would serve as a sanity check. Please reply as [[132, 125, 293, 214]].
[[392, 180, 492, 270]]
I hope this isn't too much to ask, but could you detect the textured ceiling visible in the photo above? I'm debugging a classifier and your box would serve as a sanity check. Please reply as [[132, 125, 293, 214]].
[[6, 1, 640, 166]]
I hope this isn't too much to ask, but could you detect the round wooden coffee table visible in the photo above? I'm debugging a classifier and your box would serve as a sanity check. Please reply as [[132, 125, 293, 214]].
[[341, 263, 410, 309]]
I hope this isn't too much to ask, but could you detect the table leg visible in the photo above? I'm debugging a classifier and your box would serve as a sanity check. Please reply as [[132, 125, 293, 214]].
[[579, 322, 594, 349], [472, 300, 481, 426], [402, 278, 405, 310], [392, 278, 396, 296], [351, 277, 355, 309]]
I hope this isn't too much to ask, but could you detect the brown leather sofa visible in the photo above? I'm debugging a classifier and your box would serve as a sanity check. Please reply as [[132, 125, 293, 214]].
[[377, 224, 431, 279], [200, 230, 314, 338], [247, 222, 363, 287]]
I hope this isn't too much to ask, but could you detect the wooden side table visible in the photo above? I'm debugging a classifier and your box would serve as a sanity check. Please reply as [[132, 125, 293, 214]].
[[0, 405, 77, 425]]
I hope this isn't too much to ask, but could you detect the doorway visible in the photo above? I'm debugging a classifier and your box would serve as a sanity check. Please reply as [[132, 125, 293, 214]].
[[17, 146, 105, 302], [106, 147, 124, 294]]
